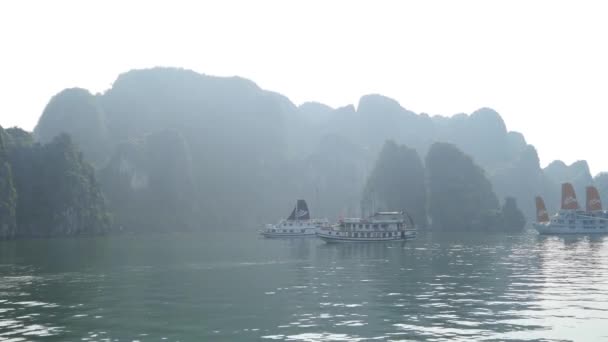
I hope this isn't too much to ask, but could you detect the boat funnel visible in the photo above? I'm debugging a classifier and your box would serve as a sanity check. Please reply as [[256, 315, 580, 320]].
[[287, 200, 310, 220], [561, 183, 580, 210], [535, 196, 550, 222], [586, 186, 603, 212]]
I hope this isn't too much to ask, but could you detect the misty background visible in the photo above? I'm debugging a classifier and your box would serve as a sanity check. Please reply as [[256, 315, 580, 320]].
[[1, 1, 608, 236], [1, 0, 607, 172]]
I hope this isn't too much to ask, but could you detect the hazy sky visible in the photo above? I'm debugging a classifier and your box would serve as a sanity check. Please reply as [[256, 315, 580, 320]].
[[1, 1, 607, 174]]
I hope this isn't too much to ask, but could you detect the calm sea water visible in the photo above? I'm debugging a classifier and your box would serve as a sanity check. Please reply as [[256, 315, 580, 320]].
[[1, 231, 608, 341]]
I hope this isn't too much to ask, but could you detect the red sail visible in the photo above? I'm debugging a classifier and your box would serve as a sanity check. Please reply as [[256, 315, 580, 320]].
[[535, 196, 550, 222], [586, 186, 603, 212], [561, 183, 580, 210]]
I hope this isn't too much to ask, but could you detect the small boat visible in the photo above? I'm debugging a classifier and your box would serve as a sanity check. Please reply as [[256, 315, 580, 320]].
[[317, 211, 417, 243], [260, 200, 329, 238], [534, 183, 608, 234]]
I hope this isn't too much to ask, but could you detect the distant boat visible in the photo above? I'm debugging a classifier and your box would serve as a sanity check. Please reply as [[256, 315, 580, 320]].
[[534, 183, 608, 234], [260, 200, 329, 238], [317, 211, 417, 243]]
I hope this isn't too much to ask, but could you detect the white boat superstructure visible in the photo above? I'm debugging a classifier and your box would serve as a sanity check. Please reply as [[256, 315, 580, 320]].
[[534, 183, 608, 235], [317, 211, 417, 242], [534, 211, 608, 234], [260, 200, 329, 237]]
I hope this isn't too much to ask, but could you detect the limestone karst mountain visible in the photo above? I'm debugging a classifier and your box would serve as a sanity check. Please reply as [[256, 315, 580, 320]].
[[29, 67, 598, 231]]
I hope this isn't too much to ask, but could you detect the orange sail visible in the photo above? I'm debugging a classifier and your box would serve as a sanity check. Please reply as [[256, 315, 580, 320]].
[[561, 183, 580, 210], [535, 196, 550, 222], [586, 186, 603, 212]]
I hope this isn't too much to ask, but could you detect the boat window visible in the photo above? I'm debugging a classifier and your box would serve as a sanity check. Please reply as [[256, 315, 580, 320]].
[[373, 224, 378, 229], [381, 224, 388, 228], [569, 220, 575, 224], [283, 230, 287, 232], [290, 229, 294, 233], [301, 229, 305, 233], [272, 229, 276, 232]]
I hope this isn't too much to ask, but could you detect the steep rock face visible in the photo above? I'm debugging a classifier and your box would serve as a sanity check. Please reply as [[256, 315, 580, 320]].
[[426, 142, 500, 231], [288, 134, 370, 220], [0, 126, 17, 239], [506, 132, 527, 159], [500, 197, 526, 231], [594, 173, 608, 205], [100, 130, 198, 231], [544, 160, 593, 201], [432, 108, 509, 171], [492, 145, 557, 218], [35, 68, 292, 229], [32, 67, 589, 228], [4, 131, 109, 237], [35, 88, 109, 166], [353, 94, 434, 154], [362, 140, 427, 226]]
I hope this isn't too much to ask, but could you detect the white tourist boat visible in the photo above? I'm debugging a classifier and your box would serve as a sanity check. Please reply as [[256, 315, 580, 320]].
[[317, 211, 417, 242], [534, 183, 608, 234], [260, 200, 329, 237]]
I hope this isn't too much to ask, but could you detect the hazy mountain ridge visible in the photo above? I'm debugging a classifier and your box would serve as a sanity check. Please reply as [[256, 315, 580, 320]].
[[29, 67, 600, 231]]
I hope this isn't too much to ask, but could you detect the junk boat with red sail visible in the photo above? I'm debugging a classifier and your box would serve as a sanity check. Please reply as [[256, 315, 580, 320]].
[[534, 183, 608, 234]]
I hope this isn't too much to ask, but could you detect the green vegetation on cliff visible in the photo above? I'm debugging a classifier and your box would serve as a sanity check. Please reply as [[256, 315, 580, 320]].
[[0, 126, 18, 239], [426, 142, 525, 231], [1, 128, 109, 238], [100, 130, 197, 231]]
